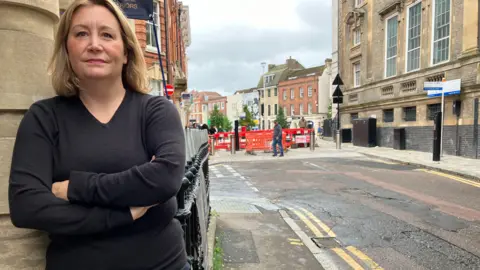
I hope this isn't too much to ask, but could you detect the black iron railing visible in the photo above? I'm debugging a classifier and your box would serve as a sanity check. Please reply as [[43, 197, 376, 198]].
[[176, 129, 211, 270]]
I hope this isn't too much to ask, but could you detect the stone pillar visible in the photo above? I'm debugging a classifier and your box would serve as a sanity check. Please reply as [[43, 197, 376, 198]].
[[461, 0, 480, 57], [0, 0, 59, 268]]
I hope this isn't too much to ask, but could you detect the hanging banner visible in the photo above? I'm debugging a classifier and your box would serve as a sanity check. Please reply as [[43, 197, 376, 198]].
[[113, 0, 153, 20]]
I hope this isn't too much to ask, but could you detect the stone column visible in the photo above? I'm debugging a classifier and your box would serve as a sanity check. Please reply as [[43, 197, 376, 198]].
[[461, 0, 480, 57], [0, 0, 59, 268]]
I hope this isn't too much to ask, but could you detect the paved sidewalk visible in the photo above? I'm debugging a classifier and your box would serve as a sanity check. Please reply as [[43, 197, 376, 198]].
[[317, 139, 480, 181]]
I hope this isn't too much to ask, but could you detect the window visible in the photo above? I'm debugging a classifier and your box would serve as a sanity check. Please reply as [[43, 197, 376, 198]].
[[406, 2, 422, 72], [299, 104, 304, 115], [385, 15, 398, 78], [308, 86, 313, 97], [432, 0, 451, 65], [353, 62, 361, 87], [351, 113, 359, 123], [308, 103, 312, 115], [268, 105, 271, 116], [403, 106, 417, 121], [353, 29, 361, 45], [149, 79, 162, 96], [146, 2, 160, 50], [284, 107, 287, 116], [274, 88, 278, 96], [221, 102, 224, 109], [274, 104, 278, 115], [290, 104, 295, 116], [268, 89, 271, 97], [383, 109, 394, 123], [300, 88, 304, 98], [355, 0, 364, 7], [290, 88, 295, 99], [283, 90, 287, 100], [427, 103, 442, 120]]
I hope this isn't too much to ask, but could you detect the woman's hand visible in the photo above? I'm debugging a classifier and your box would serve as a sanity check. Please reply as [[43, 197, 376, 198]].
[[52, 180, 69, 201], [130, 205, 157, 220]]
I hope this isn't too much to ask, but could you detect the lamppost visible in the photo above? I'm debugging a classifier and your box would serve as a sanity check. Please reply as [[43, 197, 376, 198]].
[[261, 62, 266, 130]]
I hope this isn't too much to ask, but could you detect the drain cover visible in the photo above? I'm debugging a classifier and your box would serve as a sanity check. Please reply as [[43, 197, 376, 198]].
[[311, 237, 341, 249]]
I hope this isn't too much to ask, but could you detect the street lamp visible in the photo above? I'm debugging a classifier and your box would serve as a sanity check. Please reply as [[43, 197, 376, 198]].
[[261, 62, 266, 130]]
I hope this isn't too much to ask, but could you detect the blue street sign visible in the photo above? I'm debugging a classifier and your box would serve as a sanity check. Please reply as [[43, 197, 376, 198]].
[[424, 79, 461, 98]]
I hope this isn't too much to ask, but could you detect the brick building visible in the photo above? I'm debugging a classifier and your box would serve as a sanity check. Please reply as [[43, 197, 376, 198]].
[[278, 66, 325, 124], [338, 0, 480, 158], [189, 91, 225, 125], [133, 0, 190, 103]]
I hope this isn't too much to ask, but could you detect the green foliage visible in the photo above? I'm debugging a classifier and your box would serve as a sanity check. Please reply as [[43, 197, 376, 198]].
[[209, 105, 224, 129], [222, 115, 232, 132], [239, 105, 256, 130], [213, 234, 224, 270], [275, 107, 288, 128], [327, 102, 333, 119]]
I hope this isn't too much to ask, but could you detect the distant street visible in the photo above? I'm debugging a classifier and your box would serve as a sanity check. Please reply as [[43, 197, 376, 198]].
[[210, 155, 480, 270]]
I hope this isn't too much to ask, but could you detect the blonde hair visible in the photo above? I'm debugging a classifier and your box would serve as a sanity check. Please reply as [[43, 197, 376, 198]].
[[48, 0, 149, 96]]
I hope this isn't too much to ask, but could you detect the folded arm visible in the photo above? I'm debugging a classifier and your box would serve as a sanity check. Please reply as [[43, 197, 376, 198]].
[[9, 103, 133, 235], [67, 96, 186, 208]]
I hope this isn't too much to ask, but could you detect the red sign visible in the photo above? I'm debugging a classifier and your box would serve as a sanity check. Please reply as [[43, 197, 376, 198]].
[[166, 84, 174, 96]]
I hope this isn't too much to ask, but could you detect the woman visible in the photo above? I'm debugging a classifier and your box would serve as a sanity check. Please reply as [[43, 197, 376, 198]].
[[8, 0, 188, 269]]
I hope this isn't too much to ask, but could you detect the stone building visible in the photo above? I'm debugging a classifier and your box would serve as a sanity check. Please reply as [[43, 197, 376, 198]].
[[338, 0, 480, 158], [257, 57, 304, 129]]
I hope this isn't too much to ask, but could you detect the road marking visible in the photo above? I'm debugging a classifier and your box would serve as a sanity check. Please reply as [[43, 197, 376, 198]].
[[240, 176, 246, 180], [245, 181, 252, 186], [288, 208, 325, 237], [369, 158, 398, 165], [331, 248, 364, 270], [233, 173, 241, 177], [417, 169, 480, 188], [346, 246, 384, 270], [286, 206, 383, 270], [304, 162, 329, 171], [252, 187, 259, 192], [288, 238, 304, 246], [280, 210, 340, 270], [216, 174, 224, 178], [300, 208, 336, 238]]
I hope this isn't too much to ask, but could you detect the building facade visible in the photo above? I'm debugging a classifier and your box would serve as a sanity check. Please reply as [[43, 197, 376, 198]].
[[189, 91, 225, 125], [134, 0, 190, 104], [331, 0, 340, 118], [258, 57, 304, 129], [278, 66, 325, 124], [227, 88, 257, 123], [338, 0, 480, 158]]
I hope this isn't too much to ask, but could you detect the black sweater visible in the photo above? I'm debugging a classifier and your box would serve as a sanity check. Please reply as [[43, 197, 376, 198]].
[[8, 90, 187, 270]]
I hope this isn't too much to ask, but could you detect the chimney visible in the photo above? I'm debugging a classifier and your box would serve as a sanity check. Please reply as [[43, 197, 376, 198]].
[[286, 57, 299, 69]]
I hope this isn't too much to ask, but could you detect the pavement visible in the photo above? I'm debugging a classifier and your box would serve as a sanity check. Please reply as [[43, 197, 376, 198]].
[[208, 148, 480, 269]]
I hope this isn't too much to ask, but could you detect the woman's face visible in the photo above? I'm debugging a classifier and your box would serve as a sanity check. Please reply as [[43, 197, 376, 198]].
[[66, 4, 127, 82]]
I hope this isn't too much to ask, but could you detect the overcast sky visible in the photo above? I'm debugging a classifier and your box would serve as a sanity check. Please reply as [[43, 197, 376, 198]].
[[180, 0, 332, 96]]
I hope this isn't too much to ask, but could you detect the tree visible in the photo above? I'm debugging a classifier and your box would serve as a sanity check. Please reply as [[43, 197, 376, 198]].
[[327, 102, 333, 119], [209, 105, 224, 129], [239, 105, 256, 130], [275, 107, 288, 128], [222, 115, 233, 132]]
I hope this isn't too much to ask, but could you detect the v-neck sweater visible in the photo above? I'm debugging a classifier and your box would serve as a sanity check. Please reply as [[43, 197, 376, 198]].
[[8, 90, 187, 270]]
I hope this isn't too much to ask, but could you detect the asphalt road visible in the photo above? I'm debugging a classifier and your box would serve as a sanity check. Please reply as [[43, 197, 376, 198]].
[[213, 156, 480, 270]]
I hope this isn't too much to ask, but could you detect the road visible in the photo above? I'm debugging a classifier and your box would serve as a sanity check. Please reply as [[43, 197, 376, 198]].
[[210, 155, 480, 270]]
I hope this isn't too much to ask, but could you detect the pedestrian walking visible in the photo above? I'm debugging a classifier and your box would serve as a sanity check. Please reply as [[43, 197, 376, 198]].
[[299, 117, 307, 128], [272, 120, 284, 157], [8, 0, 189, 269]]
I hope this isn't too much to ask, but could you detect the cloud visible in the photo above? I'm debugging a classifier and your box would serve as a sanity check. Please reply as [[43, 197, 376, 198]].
[[182, 0, 332, 94]]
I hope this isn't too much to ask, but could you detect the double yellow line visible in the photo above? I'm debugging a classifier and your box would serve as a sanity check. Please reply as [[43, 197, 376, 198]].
[[416, 169, 480, 188], [288, 207, 383, 270]]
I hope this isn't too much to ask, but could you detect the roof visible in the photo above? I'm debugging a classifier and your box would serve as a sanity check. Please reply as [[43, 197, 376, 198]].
[[233, 87, 257, 95], [256, 67, 288, 88], [285, 66, 325, 80]]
